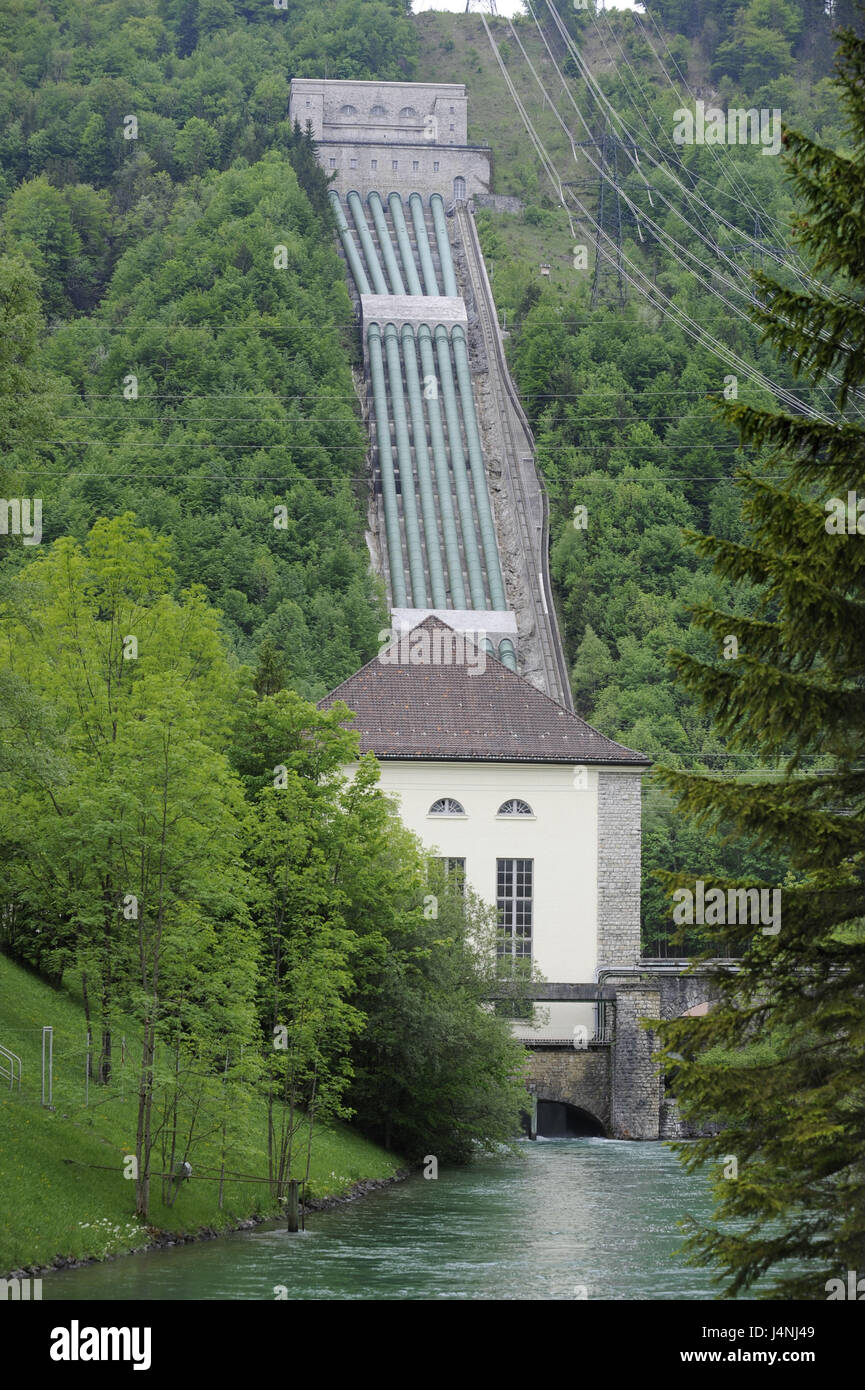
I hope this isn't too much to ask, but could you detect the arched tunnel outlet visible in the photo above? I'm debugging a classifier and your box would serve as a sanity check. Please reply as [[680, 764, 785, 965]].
[[522, 1100, 605, 1139]]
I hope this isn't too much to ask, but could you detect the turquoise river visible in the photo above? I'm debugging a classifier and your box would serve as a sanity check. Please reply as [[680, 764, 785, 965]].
[[42, 1138, 740, 1301]]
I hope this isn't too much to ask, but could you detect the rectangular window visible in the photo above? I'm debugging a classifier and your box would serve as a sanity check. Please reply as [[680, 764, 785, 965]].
[[412, 160, 419, 172], [371, 158, 378, 170], [392, 159, 398, 171], [436, 857, 466, 894], [350, 157, 357, 169], [433, 160, 440, 172], [329, 158, 337, 168], [449, 123, 455, 132], [496, 858, 533, 958]]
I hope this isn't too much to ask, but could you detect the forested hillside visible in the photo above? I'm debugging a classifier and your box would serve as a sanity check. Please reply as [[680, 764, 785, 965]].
[[0, 0, 421, 691]]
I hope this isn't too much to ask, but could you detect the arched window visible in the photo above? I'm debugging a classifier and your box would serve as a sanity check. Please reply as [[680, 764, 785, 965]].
[[453, 176, 466, 202], [429, 797, 466, 816], [497, 798, 533, 816], [338, 104, 357, 116], [370, 104, 387, 117], [399, 105, 419, 119]]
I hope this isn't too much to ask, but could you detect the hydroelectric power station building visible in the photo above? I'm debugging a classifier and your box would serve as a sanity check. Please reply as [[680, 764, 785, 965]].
[[291, 78, 650, 1053]]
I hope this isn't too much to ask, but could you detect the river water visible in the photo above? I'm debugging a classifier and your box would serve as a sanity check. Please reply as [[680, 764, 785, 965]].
[[43, 1139, 733, 1301]]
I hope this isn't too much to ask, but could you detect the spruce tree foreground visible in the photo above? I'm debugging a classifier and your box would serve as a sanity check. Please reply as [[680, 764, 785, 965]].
[[655, 20, 865, 1299]]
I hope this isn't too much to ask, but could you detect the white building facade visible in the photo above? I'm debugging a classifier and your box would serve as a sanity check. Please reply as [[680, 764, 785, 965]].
[[320, 619, 649, 1041]]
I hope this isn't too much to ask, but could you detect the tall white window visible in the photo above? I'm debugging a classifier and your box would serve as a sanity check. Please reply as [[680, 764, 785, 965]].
[[497, 858, 533, 958], [435, 856, 466, 894]]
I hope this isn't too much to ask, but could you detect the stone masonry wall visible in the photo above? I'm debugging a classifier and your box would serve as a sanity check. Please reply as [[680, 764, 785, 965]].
[[321, 142, 491, 201], [473, 194, 524, 214], [524, 1047, 611, 1132], [596, 771, 644, 968], [611, 986, 662, 1140]]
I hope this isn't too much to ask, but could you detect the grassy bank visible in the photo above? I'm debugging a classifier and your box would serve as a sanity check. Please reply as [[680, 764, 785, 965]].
[[0, 954, 403, 1274]]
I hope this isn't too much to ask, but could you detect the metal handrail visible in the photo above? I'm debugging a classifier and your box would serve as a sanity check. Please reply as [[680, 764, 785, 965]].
[[0, 1044, 22, 1090]]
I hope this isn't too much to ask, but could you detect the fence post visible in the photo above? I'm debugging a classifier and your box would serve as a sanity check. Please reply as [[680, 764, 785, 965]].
[[41, 1026, 53, 1108]]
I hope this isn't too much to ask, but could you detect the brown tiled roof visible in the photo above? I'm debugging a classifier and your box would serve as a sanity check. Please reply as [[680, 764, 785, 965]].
[[318, 617, 650, 765]]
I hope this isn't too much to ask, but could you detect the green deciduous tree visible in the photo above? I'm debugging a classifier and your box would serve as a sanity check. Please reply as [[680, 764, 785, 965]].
[[0, 514, 259, 1217]]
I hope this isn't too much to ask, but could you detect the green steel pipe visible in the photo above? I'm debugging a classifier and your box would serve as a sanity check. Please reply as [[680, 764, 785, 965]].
[[383, 323, 427, 607], [388, 193, 424, 297], [409, 192, 440, 296], [498, 637, 517, 671], [347, 189, 388, 295], [430, 193, 459, 298], [417, 324, 465, 609], [367, 191, 405, 296], [451, 324, 507, 610], [366, 324, 408, 609], [328, 191, 371, 296], [401, 323, 447, 609], [433, 325, 487, 611]]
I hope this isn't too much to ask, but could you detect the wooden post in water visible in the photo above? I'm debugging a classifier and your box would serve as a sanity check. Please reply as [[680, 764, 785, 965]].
[[286, 1179, 300, 1233]]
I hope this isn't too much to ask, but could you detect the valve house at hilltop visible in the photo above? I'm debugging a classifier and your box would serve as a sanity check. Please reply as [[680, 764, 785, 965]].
[[289, 77, 492, 202]]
